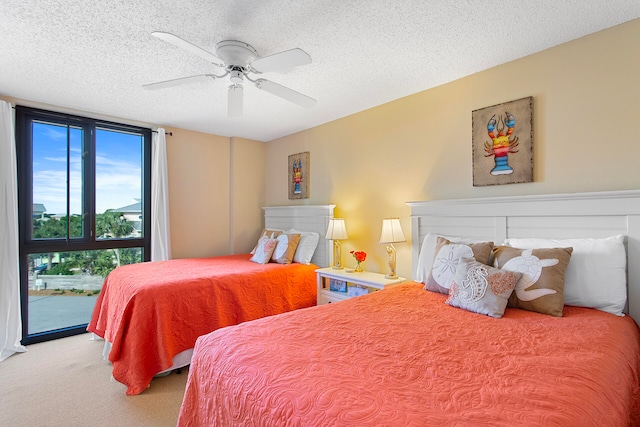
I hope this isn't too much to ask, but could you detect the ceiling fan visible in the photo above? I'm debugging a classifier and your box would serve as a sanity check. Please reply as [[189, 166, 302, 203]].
[[143, 32, 317, 117]]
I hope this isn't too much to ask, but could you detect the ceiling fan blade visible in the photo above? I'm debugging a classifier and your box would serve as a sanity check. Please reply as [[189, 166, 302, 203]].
[[252, 48, 312, 73], [152, 31, 223, 65], [143, 74, 216, 90], [228, 84, 243, 117], [255, 79, 316, 108]]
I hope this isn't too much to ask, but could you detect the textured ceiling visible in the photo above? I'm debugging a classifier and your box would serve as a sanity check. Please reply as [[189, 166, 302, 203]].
[[1, 1, 639, 142]]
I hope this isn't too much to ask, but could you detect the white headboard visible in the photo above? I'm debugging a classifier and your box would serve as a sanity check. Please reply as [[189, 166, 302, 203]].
[[407, 190, 640, 323], [262, 205, 335, 268]]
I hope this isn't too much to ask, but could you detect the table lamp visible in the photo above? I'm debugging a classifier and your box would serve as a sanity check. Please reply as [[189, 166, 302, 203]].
[[379, 218, 406, 279], [325, 218, 348, 269]]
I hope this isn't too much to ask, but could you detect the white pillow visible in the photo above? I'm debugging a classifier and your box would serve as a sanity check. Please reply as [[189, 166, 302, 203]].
[[503, 235, 626, 316], [287, 228, 320, 264], [415, 233, 491, 282]]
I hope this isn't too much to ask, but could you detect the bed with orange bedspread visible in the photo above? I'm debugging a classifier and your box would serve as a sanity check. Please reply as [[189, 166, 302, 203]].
[[177, 192, 640, 426], [87, 254, 317, 395], [177, 282, 640, 426]]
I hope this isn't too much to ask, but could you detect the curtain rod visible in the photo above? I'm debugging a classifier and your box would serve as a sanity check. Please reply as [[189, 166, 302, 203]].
[[10, 105, 171, 135]]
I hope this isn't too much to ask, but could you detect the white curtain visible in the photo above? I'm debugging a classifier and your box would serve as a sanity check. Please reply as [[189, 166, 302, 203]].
[[0, 100, 26, 361], [151, 128, 171, 261]]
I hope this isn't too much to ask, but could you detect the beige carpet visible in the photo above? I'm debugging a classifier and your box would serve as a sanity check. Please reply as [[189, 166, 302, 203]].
[[0, 333, 189, 426]]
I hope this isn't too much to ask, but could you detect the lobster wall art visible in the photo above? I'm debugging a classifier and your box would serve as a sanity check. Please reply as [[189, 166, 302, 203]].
[[472, 96, 533, 186], [288, 151, 310, 199]]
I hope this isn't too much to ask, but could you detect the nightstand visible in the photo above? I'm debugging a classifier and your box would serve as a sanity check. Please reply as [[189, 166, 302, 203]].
[[315, 267, 405, 305]]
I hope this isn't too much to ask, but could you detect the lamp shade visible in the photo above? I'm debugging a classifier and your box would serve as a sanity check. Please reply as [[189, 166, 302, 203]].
[[325, 218, 348, 240], [379, 218, 406, 244]]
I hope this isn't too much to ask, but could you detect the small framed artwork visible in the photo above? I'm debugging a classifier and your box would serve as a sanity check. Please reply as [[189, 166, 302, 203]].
[[288, 151, 309, 199], [329, 278, 347, 292], [472, 96, 533, 186]]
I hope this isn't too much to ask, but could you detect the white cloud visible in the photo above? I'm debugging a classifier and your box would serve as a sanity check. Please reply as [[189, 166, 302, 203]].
[[34, 159, 141, 215], [31, 123, 144, 215]]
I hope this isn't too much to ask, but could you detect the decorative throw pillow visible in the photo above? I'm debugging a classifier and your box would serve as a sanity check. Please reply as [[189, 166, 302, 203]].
[[250, 236, 278, 264], [250, 229, 282, 254], [504, 236, 626, 316], [415, 233, 493, 282], [423, 237, 494, 294], [493, 246, 573, 317], [446, 258, 521, 318], [271, 233, 301, 264], [287, 229, 320, 264]]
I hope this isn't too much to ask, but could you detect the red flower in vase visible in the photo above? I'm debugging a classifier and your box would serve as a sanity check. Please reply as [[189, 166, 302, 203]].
[[350, 250, 367, 263]]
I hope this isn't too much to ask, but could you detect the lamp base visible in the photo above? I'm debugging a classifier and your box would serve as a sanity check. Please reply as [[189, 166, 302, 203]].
[[384, 244, 398, 280], [331, 240, 343, 270]]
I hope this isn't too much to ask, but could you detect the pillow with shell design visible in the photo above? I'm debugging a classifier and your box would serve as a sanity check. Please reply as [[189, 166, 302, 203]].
[[423, 237, 494, 294]]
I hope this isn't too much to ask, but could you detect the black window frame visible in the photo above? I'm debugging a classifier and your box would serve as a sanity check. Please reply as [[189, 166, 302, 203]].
[[15, 105, 152, 345]]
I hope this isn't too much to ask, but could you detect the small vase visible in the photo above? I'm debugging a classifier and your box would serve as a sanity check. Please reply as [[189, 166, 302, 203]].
[[354, 262, 363, 272]]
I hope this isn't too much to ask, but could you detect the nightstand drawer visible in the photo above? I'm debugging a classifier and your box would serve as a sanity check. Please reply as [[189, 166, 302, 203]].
[[318, 290, 350, 305]]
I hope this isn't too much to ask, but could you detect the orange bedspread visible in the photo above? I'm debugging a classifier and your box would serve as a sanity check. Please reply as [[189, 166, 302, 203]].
[[87, 254, 317, 395], [178, 282, 640, 426]]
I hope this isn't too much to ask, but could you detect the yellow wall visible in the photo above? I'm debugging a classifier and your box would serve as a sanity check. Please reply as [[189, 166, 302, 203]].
[[230, 137, 266, 254], [150, 130, 266, 258], [264, 19, 640, 279], [163, 127, 230, 258]]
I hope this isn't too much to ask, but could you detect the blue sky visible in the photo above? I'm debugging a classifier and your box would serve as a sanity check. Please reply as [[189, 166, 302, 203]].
[[32, 122, 142, 216]]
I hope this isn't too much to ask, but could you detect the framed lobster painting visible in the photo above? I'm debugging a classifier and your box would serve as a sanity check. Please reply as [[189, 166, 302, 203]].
[[288, 151, 309, 199], [472, 96, 533, 186]]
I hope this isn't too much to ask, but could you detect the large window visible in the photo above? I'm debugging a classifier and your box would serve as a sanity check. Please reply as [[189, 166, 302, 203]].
[[15, 106, 151, 344]]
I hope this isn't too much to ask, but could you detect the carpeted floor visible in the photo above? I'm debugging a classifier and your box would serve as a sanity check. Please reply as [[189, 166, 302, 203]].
[[0, 333, 188, 426]]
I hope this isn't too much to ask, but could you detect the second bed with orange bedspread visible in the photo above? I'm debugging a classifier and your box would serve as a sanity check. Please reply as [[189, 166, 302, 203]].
[[87, 254, 317, 395]]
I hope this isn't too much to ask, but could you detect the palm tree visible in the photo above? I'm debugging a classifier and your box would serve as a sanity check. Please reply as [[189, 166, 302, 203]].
[[96, 210, 134, 267], [32, 214, 83, 272]]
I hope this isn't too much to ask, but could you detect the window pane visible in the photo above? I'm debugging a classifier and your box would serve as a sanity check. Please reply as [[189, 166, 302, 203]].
[[27, 248, 143, 334], [95, 128, 143, 240], [17, 106, 151, 344], [31, 121, 84, 238]]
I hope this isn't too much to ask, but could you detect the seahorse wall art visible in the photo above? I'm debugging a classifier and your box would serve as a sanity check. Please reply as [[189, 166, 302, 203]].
[[472, 96, 533, 187]]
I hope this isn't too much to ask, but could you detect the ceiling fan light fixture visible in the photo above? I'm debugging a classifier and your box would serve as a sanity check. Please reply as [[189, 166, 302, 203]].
[[229, 69, 244, 84], [228, 84, 244, 117]]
